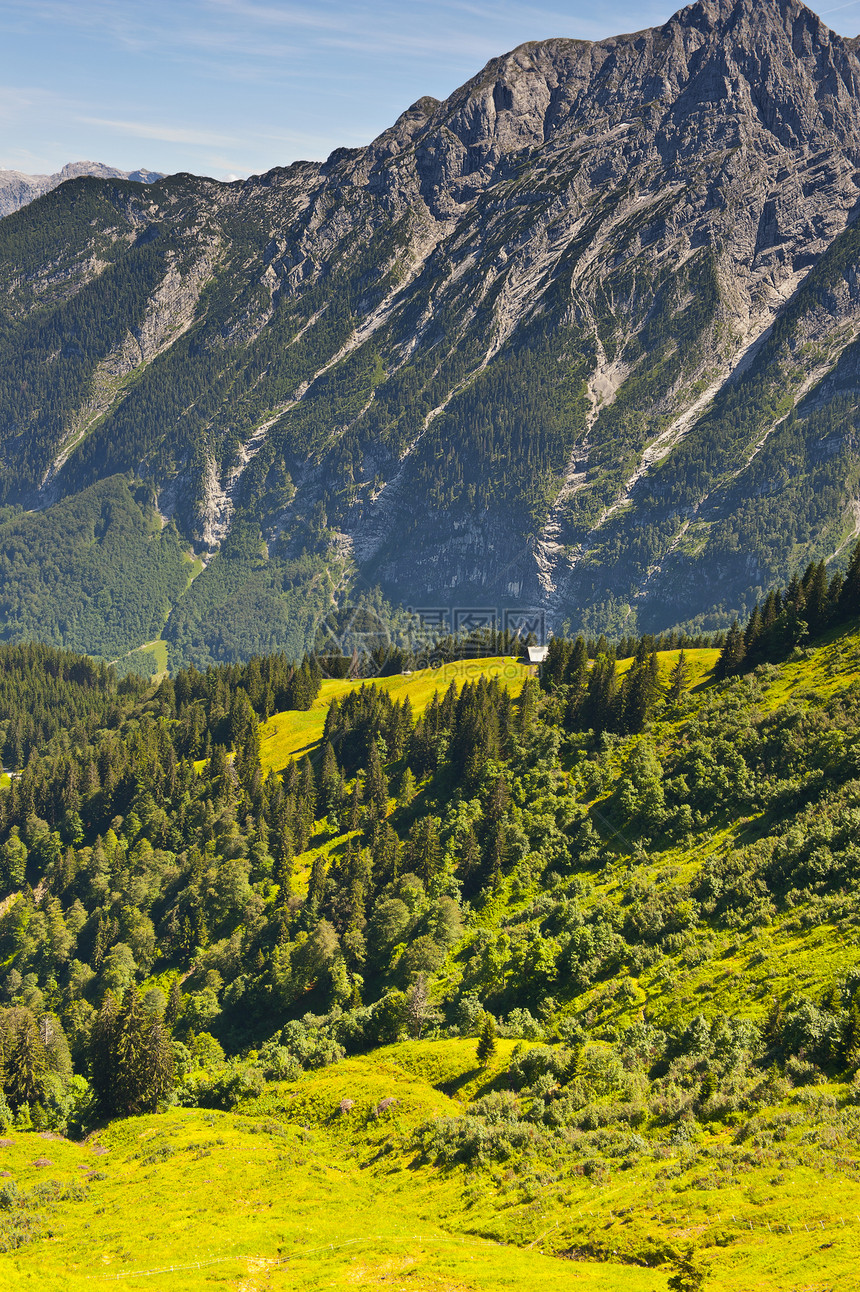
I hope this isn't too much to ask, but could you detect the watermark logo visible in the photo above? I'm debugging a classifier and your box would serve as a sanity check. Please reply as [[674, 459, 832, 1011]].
[[313, 597, 547, 680]]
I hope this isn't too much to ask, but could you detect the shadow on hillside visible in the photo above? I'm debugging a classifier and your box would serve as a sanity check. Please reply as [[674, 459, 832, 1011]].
[[438, 1065, 498, 1100]]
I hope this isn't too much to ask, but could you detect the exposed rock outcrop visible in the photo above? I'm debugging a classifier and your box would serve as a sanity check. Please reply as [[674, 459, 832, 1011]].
[[0, 161, 161, 218], [4, 0, 860, 660]]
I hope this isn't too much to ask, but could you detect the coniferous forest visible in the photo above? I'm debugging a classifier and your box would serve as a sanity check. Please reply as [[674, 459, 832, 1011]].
[[12, 1, 860, 1285], [0, 545, 860, 1285]]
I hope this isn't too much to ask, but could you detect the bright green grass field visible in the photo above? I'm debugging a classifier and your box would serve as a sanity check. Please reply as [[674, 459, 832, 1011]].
[[3, 1037, 860, 1291], [258, 652, 719, 776], [615, 648, 720, 689], [259, 658, 533, 774], [0, 1039, 664, 1292]]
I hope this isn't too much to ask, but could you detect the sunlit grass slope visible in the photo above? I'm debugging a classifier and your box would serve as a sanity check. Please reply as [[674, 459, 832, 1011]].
[[260, 657, 532, 773], [12, 639, 860, 1289], [616, 647, 719, 688], [0, 1046, 666, 1292], [260, 651, 719, 776], [4, 1036, 860, 1290]]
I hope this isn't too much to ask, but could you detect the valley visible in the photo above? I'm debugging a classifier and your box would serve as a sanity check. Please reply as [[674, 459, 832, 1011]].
[[6, 3, 860, 1287]]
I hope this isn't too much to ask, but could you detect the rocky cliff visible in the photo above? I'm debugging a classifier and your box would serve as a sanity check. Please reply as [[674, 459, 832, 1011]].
[[2, 0, 860, 664]]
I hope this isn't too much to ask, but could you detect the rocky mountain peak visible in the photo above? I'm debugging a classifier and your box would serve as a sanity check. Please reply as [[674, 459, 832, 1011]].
[[677, 0, 811, 31], [336, 0, 860, 228], [0, 160, 162, 218], [5, 1, 860, 663]]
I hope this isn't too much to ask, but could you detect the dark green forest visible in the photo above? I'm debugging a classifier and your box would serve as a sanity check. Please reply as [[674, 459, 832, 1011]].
[[0, 478, 190, 661], [1, 549, 860, 1140]]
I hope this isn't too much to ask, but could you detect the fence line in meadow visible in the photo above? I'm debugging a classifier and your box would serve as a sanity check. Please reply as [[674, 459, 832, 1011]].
[[88, 1231, 503, 1280], [86, 1210, 859, 1279]]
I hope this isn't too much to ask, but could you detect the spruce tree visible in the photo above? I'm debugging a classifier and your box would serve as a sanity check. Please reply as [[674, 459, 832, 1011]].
[[565, 636, 589, 696], [320, 741, 340, 815], [742, 606, 762, 661], [283, 759, 299, 799], [397, 766, 417, 809], [5, 1010, 48, 1107], [517, 677, 539, 734], [370, 821, 401, 884], [90, 987, 174, 1115], [460, 824, 481, 884], [583, 652, 618, 733], [273, 820, 295, 899], [714, 620, 745, 679], [542, 637, 571, 689], [348, 775, 364, 832], [667, 651, 690, 704], [90, 992, 119, 1112], [619, 638, 660, 732], [165, 977, 183, 1030], [408, 816, 442, 885], [364, 741, 389, 825], [667, 1243, 709, 1292], [476, 1012, 497, 1067], [805, 560, 830, 636], [840, 540, 860, 620], [307, 856, 327, 910]]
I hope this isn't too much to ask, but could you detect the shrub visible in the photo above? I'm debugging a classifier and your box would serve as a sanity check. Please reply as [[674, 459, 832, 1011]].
[[191, 1061, 264, 1110], [476, 1014, 498, 1067], [260, 1044, 301, 1081], [468, 1090, 520, 1124], [507, 1045, 571, 1090], [279, 1020, 345, 1069], [420, 1115, 543, 1166], [454, 993, 485, 1037], [779, 998, 841, 1064], [501, 1008, 545, 1040]]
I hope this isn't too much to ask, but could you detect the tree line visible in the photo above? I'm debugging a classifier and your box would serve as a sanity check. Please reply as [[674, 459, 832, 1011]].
[[715, 542, 860, 678]]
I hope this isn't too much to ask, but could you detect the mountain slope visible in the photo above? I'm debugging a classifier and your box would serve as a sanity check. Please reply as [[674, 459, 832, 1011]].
[[0, 160, 161, 218], [4, 0, 860, 663], [4, 608, 860, 1286]]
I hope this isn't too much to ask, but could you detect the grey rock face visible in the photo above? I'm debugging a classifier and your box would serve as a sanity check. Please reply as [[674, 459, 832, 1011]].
[[0, 161, 162, 217], [4, 0, 860, 660]]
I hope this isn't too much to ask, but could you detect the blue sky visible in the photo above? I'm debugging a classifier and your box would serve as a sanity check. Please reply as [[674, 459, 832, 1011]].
[[2, 0, 860, 180]]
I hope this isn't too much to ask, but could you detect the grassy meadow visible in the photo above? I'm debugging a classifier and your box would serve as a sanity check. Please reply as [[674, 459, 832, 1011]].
[[3, 1034, 860, 1290], [260, 657, 533, 773], [6, 633, 860, 1289]]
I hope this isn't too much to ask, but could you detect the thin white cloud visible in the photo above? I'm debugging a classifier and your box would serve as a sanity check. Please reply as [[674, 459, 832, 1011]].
[[203, 0, 346, 31], [77, 116, 245, 147], [0, 84, 73, 120], [76, 114, 366, 155]]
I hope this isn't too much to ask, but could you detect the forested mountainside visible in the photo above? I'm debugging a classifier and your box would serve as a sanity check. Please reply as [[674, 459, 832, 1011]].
[[2, 558, 860, 1284], [5, 0, 860, 668], [0, 162, 161, 219]]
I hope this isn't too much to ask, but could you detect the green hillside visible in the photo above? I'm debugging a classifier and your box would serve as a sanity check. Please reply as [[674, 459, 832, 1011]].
[[1, 587, 860, 1287], [0, 477, 193, 661], [259, 656, 534, 770], [1, 1037, 859, 1290]]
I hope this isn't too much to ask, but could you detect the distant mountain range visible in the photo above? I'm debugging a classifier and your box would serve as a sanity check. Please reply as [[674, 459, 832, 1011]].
[[0, 161, 162, 218], [2, 0, 860, 669]]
